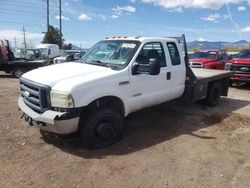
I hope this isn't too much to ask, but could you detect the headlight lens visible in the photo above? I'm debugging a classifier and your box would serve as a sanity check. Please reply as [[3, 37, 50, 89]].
[[225, 63, 232, 70], [50, 91, 74, 108]]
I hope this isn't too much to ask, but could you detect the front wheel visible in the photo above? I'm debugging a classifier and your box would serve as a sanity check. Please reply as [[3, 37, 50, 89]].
[[79, 108, 124, 149], [11, 68, 26, 78], [205, 82, 221, 106]]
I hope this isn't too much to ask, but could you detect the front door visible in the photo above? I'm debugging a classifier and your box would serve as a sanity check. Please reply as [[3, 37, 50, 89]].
[[129, 42, 172, 112]]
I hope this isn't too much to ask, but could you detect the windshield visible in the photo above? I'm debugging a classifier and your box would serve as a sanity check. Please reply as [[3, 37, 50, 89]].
[[80, 40, 140, 68], [192, 51, 217, 59], [38, 48, 48, 55], [237, 49, 250, 59]]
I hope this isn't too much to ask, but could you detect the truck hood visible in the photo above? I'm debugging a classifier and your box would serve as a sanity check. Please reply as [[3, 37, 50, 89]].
[[22, 62, 115, 87], [228, 58, 250, 65], [189, 58, 216, 64]]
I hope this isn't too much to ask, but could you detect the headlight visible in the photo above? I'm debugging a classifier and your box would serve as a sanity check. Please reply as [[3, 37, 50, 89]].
[[225, 63, 232, 70], [50, 90, 74, 108]]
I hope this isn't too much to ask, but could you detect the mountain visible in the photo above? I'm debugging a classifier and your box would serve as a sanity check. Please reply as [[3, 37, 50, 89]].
[[187, 40, 250, 50]]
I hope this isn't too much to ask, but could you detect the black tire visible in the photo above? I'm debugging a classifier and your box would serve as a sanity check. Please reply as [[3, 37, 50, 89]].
[[80, 108, 124, 149], [205, 82, 221, 107], [11, 68, 26, 78], [229, 80, 233, 87]]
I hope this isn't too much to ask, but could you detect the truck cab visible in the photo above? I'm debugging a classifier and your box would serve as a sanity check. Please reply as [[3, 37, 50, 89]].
[[226, 48, 250, 83], [189, 50, 228, 70]]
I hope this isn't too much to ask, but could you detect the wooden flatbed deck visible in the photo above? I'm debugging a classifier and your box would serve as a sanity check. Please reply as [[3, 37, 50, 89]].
[[191, 68, 233, 82]]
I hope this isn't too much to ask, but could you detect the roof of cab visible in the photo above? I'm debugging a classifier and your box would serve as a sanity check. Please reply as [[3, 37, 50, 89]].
[[104, 36, 178, 43]]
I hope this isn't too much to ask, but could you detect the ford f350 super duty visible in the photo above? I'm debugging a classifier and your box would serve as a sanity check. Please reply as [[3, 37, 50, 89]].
[[18, 35, 232, 149]]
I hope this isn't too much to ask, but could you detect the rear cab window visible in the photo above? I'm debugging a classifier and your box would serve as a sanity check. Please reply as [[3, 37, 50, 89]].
[[167, 42, 181, 66]]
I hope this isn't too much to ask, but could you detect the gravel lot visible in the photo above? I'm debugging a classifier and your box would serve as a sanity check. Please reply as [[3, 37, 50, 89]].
[[0, 71, 250, 188]]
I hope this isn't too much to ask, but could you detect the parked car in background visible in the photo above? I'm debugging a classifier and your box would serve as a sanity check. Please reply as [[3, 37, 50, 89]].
[[53, 50, 86, 64], [225, 48, 250, 84], [36, 44, 60, 63], [14, 48, 44, 61], [189, 50, 229, 70], [0, 40, 49, 78]]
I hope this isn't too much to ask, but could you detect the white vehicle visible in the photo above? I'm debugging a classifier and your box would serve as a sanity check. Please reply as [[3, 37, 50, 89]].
[[36, 44, 60, 59], [53, 50, 85, 64], [18, 35, 232, 149]]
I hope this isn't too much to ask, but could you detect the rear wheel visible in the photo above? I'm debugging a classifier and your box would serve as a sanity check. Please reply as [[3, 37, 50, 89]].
[[11, 68, 26, 78], [205, 82, 221, 106], [79, 108, 124, 149]]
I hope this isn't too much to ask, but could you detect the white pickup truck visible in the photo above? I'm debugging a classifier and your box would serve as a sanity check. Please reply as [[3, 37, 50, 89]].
[[18, 35, 232, 149]]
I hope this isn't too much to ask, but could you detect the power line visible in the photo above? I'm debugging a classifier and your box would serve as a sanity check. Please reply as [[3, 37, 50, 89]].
[[0, 20, 43, 25], [0, 8, 46, 15]]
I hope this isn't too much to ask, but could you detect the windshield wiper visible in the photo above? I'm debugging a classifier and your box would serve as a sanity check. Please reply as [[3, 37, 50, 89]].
[[86, 60, 110, 68]]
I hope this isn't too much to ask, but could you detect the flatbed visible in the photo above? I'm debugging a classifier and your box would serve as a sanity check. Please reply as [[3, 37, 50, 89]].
[[0, 59, 49, 78], [192, 68, 233, 82]]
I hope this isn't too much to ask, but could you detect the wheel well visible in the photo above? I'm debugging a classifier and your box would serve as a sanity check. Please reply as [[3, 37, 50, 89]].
[[208, 78, 229, 96], [81, 96, 125, 117]]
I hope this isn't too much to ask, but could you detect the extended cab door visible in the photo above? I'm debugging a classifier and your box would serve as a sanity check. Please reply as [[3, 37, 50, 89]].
[[129, 42, 172, 112], [165, 42, 186, 98]]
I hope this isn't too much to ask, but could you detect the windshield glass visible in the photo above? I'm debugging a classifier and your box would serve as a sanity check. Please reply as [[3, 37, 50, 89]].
[[192, 51, 217, 59], [38, 48, 48, 55], [237, 49, 250, 59], [80, 40, 140, 68]]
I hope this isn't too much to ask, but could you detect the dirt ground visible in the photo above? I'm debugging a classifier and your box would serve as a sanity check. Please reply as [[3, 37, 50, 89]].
[[0, 71, 250, 188]]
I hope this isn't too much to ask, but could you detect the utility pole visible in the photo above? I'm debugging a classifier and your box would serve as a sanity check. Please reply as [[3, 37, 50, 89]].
[[59, 0, 62, 49], [47, 0, 49, 32], [14, 37, 17, 48], [22, 26, 27, 49]]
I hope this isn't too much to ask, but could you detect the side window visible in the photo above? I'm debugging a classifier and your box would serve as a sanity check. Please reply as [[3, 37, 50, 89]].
[[136, 42, 166, 67], [167, 42, 181, 66], [222, 52, 228, 60]]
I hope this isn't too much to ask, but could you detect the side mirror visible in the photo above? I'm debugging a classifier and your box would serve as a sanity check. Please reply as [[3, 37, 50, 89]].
[[132, 58, 160, 75], [148, 58, 160, 75]]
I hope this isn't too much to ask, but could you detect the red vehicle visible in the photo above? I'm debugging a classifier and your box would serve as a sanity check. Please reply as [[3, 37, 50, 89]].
[[226, 48, 250, 83], [189, 50, 229, 70]]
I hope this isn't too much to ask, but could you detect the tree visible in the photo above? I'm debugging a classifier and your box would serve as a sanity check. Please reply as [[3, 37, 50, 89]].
[[62, 43, 73, 50], [191, 47, 201, 52], [42, 25, 64, 48]]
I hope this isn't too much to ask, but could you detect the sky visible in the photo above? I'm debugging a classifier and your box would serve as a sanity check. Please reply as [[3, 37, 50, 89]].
[[0, 0, 250, 48]]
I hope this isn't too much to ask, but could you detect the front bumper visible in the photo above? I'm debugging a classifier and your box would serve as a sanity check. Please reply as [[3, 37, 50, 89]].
[[18, 97, 80, 134], [231, 73, 250, 82]]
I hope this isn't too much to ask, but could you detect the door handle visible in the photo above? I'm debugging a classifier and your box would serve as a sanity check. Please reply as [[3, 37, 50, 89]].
[[167, 72, 171, 80]]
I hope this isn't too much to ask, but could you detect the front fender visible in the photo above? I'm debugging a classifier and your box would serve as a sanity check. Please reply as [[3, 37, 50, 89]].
[[72, 86, 130, 116]]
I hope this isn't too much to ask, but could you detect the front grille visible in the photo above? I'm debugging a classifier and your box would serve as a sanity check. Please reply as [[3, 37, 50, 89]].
[[20, 78, 51, 113], [230, 64, 250, 74], [190, 62, 203, 68]]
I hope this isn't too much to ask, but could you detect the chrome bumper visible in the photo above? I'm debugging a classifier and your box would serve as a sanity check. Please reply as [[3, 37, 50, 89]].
[[18, 97, 79, 134]]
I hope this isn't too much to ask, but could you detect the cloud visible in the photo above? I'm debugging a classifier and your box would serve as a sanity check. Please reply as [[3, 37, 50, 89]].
[[238, 6, 246, 11], [110, 15, 119, 19], [55, 15, 69, 21], [99, 14, 106, 20], [129, 0, 136, 3], [78, 14, 91, 21], [226, 4, 242, 39], [200, 13, 221, 22], [223, 14, 229, 20], [241, 26, 250, 32], [169, 7, 183, 13], [198, 38, 206, 41], [0, 29, 43, 46], [112, 5, 136, 16], [141, 0, 244, 10]]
